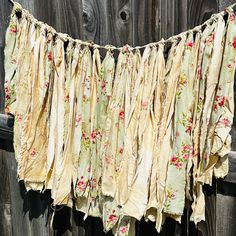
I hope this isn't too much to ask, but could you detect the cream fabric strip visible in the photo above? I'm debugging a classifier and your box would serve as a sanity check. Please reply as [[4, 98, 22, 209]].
[[4, 2, 236, 235]]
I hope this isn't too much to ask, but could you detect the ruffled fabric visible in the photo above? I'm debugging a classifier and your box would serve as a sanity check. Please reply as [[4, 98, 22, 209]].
[[4, 2, 236, 235]]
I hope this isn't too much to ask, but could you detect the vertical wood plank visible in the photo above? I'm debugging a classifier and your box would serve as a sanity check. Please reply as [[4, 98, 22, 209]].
[[187, 0, 218, 28], [81, 0, 103, 43], [156, 0, 187, 41], [131, 0, 156, 46], [0, 148, 12, 236], [197, 184, 216, 236], [81, 0, 133, 47], [216, 193, 236, 236], [105, 0, 133, 46], [177, 0, 188, 33], [50, 0, 84, 39], [18, 0, 84, 40]]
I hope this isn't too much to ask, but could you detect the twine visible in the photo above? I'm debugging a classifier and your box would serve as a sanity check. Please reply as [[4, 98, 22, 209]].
[[10, 1, 236, 51]]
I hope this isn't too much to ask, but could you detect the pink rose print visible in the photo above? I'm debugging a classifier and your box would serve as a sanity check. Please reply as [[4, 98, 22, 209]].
[[75, 114, 82, 127], [217, 117, 231, 128], [222, 118, 231, 127], [141, 101, 148, 109], [101, 81, 106, 92], [218, 97, 225, 107], [48, 51, 53, 61], [120, 227, 127, 234], [170, 155, 183, 169], [183, 153, 188, 160], [197, 66, 202, 78], [171, 155, 178, 164], [105, 154, 113, 165], [108, 214, 117, 223], [123, 45, 129, 53], [170, 143, 190, 169], [119, 111, 125, 120], [186, 41, 193, 48], [16, 113, 22, 122], [206, 33, 215, 44], [186, 117, 192, 133], [10, 28, 17, 33], [11, 57, 17, 64], [4, 82, 11, 100], [233, 37, 236, 49], [230, 14, 235, 21], [167, 190, 176, 200], [189, 146, 194, 157], [82, 131, 87, 140], [10, 24, 17, 33], [91, 130, 97, 143], [178, 113, 192, 134], [82, 131, 90, 149], [77, 176, 87, 192], [175, 162, 183, 169], [213, 104, 217, 111], [30, 148, 37, 157], [108, 175, 113, 181], [214, 95, 226, 111], [90, 129, 102, 143], [185, 126, 191, 134], [44, 81, 49, 89], [182, 145, 189, 152], [178, 74, 187, 87]]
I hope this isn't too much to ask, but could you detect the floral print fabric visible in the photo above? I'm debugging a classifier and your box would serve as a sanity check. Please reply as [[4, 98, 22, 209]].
[[4, 3, 236, 235]]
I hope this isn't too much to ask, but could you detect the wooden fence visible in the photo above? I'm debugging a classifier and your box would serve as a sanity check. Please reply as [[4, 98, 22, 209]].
[[0, 0, 236, 235]]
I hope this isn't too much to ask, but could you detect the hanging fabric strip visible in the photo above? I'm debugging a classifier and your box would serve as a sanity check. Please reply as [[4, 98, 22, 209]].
[[4, 2, 236, 235]]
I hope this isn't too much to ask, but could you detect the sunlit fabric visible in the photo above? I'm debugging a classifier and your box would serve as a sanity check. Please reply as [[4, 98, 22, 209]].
[[4, 2, 236, 235]]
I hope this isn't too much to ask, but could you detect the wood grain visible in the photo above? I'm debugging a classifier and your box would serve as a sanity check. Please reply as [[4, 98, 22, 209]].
[[197, 184, 216, 236], [0, 148, 12, 235], [218, 0, 236, 11], [131, 0, 155, 46], [0, 0, 236, 235], [216, 193, 236, 236], [187, 0, 218, 28]]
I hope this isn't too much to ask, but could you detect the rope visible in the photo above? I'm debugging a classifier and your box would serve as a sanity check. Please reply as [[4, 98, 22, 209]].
[[10, 1, 236, 51]]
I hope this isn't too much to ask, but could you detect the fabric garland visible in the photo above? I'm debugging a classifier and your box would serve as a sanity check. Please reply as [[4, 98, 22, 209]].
[[4, 2, 236, 235]]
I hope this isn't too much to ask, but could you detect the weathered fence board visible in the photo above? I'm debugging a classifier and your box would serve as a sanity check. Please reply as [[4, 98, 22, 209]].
[[1, 0, 236, 235]]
